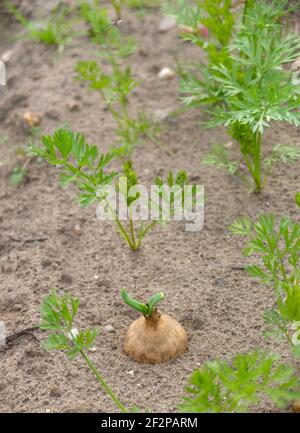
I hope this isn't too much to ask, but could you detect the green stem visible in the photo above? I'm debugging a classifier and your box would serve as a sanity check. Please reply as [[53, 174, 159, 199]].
[[136, 221, 157, 249], [115, 216, 136, 250], [129, 216, 137, 249], [104, 199, 135, 250], [242, 0, 250, 24], [253, 132, 262, 192], [121, 289, 149, 315], [276, 319, 293, 347], [242, 153, 256, 183], [81, 350, 128, 413]]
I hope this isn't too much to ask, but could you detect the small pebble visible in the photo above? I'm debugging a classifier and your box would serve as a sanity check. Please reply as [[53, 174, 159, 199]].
[[127, 370, 135, 378], [178, 24, 195, 35], [60, 273, 73, 284], [67, 328, 79, 340], [158, 17, 176, 33], [158, 67, 176, 80], [23, 112, 42, 127], [72, 224, 81, 236], [103, 325, 115, 333], [50, 385, 62, 398], [68, 101, 80, 112], [1, 50, 14, 63], [292, 59, 300, 70], [45, 109, 60, 120], [89, 346, 97, 353], [41, 258, 52, 267]]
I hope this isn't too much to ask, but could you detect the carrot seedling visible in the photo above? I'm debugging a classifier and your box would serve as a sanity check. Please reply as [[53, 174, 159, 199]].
[[77, 0, 136, 56], [4, 1, 75, 51], [76, 57, 159, 160], [40, 289, 128, 413], [179, 350, 300, 412], [121, 289, 188, 363], [167, 1, 300, 192], [230, 197, 300, 352], [29, 129, 198, 250]]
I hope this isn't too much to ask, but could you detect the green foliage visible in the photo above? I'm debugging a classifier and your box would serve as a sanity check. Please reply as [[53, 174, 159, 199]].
[[29, 128, 194, 250], [40, 289, 128, 412], [203, 0, 300, 191], [9, 165, 26, 186], [28, 128, 117, 207], [111, 0, 125, 21], [167, 0, 300, 192], [76, 57, 159, 159], [78, 0, 136, 55], [179, 350, 300, 413], [203, 144, 238, 175], [126, 0, 160, 10], [230, 211, 300, 347], [121, 289, 164, 317], [4, 1, 74, 51], [230, 214, 300, 291], [165, 0, 235, 106]]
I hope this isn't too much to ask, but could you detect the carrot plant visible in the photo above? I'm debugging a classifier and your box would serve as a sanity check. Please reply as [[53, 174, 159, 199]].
[[166, 0, 300, 192], [40, 289, 129, 412], [4, 1, 75, 51], [29, 129, 196, 250], [77, 0, 136, 56], [111, 0, 125, 22], [164, 0, 236, 106], [204, 0, 300, 192], [230, 194, 300, 352], [179, 350, 300, 412], [76, 59, 158, 159]]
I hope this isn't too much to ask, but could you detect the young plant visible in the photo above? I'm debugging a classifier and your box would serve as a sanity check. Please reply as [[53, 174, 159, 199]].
[[167, 1, 300, 192], [28, 129, 195, 250], [4, 1, 75, 51], [76, 57, 159, 159], [125, 0, 160, 17], [179, 350, 300, 413], [206, 1, 300, 192], [164, 0, 236, 106], [40, 289, 128, 413], [230, 195, 300, 351], [77, 0, 136, 56], [111, 0, 125, 22], [9, 127, 42, 187], [121, 289, 188, 363]]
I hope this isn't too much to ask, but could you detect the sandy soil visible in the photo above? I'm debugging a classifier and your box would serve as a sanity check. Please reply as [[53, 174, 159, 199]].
[[0, 0, 299, 413]]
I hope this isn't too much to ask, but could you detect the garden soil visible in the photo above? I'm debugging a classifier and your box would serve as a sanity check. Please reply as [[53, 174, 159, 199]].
[[0, 0, 299, 413]]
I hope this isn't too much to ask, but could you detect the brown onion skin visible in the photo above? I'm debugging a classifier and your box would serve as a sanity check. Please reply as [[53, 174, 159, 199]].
[[123, 310, 188, 364], [292, 401, 300, 412]]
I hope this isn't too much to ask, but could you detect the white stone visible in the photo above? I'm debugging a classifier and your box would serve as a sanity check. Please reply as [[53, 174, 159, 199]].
[[1, 50, 14, 63], [103, 325, 115, 333], [158, 67, 176, 80], [159, 17, 176, 33]]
